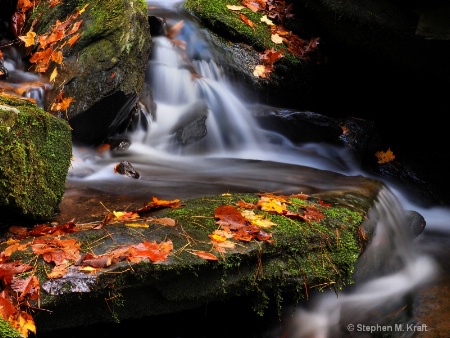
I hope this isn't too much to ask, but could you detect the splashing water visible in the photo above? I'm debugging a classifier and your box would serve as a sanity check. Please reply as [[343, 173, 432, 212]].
[[0, 43, 51, 108]]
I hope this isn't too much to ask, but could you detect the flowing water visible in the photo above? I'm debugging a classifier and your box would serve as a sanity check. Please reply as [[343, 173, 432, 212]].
[[3, 1, 450, 337]]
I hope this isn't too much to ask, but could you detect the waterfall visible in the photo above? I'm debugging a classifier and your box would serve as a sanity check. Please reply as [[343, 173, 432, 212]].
[[0, 43, 50, 108], [142, 35, 267, 154], [1, 1, 448, 336]]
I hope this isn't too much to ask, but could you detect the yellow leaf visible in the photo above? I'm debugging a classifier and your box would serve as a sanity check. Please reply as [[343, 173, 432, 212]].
[[226, 5, 244, 10], [49, 67, 58, 82], [209, 233, 227, 242], [51, 50, 63, 64], [19, 30, 36, 47], [241, 210, 276, 228], [375, 148, 396, 164], [258, 196, 286, 214], [271, 33, 283, 44], [260, 15, 273, 25], [112, 211, 139, 220], [9, 311, 36, 337]]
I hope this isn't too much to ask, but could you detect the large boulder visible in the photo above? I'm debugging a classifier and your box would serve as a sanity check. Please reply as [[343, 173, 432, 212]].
[[183, 0, 325, 109], [0, 94, 72, 220], [0, 176, 421, 334], [27, 0, 152, 146]]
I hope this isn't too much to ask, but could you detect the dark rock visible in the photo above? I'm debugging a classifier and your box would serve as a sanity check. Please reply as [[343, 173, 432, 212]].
[[171, 101, 208, 145], [29, 0, 152, 146], [251, 104, 343, 145], [114, 160, 140, 179], [149, 15, 167, 36]]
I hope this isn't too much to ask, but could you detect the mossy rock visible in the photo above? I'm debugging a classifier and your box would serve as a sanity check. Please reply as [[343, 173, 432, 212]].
[[0, 94, 72, 220], [26, 0, 152, 145], [183, 0, 325, 108], [4, 182, 390, 333]]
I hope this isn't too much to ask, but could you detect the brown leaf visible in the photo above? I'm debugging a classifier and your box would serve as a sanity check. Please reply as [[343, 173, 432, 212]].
[[215, 205, 247, 230]]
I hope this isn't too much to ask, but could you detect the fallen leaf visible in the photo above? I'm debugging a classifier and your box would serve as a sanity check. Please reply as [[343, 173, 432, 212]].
[[260, 15, 273, 26], [215, 205, 247, 230], [18, 30, 36, 47], [226, 5, 244, 10], [253, 64, 268, 78], [240, 13, 255, 28], [49, 67, 58, 82], [271, 33, 283, 44], [194, 251, 219, 261], [375, 148, 396, 164]]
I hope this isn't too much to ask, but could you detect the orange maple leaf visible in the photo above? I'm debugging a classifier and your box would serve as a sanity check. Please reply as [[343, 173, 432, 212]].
[[50, 96, 73, 111], [239, 13, 255, 28], [65, 33, 76, 47], [375, 148, 396, 164], [194, 251, 219, 261]]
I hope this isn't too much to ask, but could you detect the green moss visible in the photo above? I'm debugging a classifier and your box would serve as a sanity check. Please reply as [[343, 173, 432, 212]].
[[0, 95, 72, 219], [0, 317, 22, 338], [4, 191, 374, 325], [184, 0, 301, 64]]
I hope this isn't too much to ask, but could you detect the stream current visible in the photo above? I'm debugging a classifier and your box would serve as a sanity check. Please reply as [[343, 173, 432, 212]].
[[2, 1, 449, 337]]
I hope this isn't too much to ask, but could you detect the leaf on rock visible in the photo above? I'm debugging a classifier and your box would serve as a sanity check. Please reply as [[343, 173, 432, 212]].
[[113, 211, 140, 221], [253, 64, 269, 78], [18, 30, 36, 47], [260, 15, 274, 25], [375, 148, 395, 164], [11, 275, 40, 301], [153, 217, 176, 227], [9, 311, 36, 337], [240, 209, 275, 228], [49, 67, 58, 82], [125, 223, 149, 228], [0, 262, 33, 284], [271, 33, 283, 44], [215, 205, 247, 230], [241, 0, 265, 12], [194, 251, 219, 261], [239, 14, 255, 28], [257, 195, 287, 214], [209, 233, 227, 243], [226, 5, 244, 10]]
